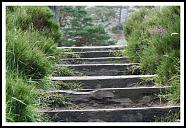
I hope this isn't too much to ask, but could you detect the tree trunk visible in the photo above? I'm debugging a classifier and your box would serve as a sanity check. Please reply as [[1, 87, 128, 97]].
[[49, 6, 61, 22]]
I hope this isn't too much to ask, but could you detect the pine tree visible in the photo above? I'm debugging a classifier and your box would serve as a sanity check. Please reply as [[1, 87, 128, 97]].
[[60, 6, 116, 46]]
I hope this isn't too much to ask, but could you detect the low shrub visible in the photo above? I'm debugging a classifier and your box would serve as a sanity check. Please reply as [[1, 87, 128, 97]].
[[6, 6, 63, 122], [38, 93, 70, 108], [6, 71, 39, 122], [123, 6, 180, 103], [7, 6, 62, 43], [53, 81, 82, 90], [52, 67, 83, 76], [6, 29, 53, 79]]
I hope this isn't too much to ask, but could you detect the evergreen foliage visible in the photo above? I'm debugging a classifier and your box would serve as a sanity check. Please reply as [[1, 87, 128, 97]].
[[60, 6, 116, 46]]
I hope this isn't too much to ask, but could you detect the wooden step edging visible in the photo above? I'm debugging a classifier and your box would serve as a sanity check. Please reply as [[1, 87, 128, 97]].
[[59, 57, 129, 64], [65, 50, 124, 58], [50, 75, 157, 89], [57, 45, 126, 52], [38, 106, 180, 122], [55, 63, 140, 76]]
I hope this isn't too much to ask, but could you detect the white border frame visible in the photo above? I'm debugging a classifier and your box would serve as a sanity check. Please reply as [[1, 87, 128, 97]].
[[2, 2, 184, 126]]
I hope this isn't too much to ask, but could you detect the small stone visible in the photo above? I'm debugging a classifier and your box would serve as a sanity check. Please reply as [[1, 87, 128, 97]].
[[109, 98, 133, 104], [71, 96, 89, 103], [79, 103, 88, 107], [92, 103, 99, 107], [138, 96, 152, 104], [91, 91, 115, 100], [88, 119, 105, 122]]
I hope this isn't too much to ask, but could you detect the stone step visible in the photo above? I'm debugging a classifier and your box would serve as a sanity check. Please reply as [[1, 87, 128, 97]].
[[66, 50, 123, 58], [51, 75, 156, 89], [55, 63, 140, 76], [46, 86, 170, 109], [59, 57, 129, 64], [38, 106, 180, 122], [57, 45, 126, 52]]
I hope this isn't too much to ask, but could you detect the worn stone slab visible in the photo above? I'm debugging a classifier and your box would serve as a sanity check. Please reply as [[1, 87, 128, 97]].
[[59, 57, 129, 64], [38, 106, 180, 122], [46, 86, 170, 107], [55, 63, 139, 76], [66, 50, 123, 58], [57, 45, 126, 52], [50, 75, 156, 89], [48, 86, 169, 99]]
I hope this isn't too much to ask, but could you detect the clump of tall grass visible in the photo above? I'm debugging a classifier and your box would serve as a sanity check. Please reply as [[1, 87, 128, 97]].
[[6, 6, 63, 122], [6, 6, 62, 43], [6, 70, 39, 122], [123, 6, 180, 103], [52, 67, 83, 76], [53, 81, 82, 90], [38, 93, 70, 108], [6, 29, 53, 79]]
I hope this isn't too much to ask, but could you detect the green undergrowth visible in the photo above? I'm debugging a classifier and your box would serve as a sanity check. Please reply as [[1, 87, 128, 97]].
[[53, 48, 76, 61], [6, 70, 39, 122], [124, 6, 180, 104], [53, 81, 82, 90], [135, 77, 156, 87], [66, 52, 81, 59], [52, 67, 83, 76], [38, 92, 71, 108], [112, 50, 125, 57], [53, 48, 81, 64], [127, 65, 141, 75], [6, 6, 65, 122], [154, 111, 180, 122]]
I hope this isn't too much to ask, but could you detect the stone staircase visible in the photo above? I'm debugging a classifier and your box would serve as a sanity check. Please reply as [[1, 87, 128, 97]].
[[38, 45, 180, 122]]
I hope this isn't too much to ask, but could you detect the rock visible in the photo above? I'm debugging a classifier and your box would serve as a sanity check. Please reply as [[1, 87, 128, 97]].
[[138, 96, 152, 104], [71, 95, 90, 103], [78, 103, 88, 107], [126, 113, 143, 122], [92, 103, 99, 107], [91, 90, 115, 100], [96, 84, 102, 88], [109, 98, 133, 106], [88, 119, 105, 122]]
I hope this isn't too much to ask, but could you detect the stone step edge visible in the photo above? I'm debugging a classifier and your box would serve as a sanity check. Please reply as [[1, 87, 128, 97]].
[[57, 45, 127, 49], [50, 75, 156, 81], [55, 63, 140, 67], [60, 57, 128, 60], [45, 86, 170, 95], [65, 50, 123, 54], [38, 106, 180, 112]]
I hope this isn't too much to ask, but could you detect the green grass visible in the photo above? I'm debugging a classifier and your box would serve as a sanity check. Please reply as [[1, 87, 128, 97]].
[[6, 71, 39, 122], [6, 31, 53, 79], [52, 48, 71, 62], [154, 111, 180, 122], [53, 81, 82, 90], [6, 6, 62, 43], [112, 50, 125, 57], [52, 67, 83, 76], [135, 77, 156, 87], [123, 6, 180, 104], [38, 92, 71, 108], [155, 75, 180, 104], [169, 75, 180, 103], [6, 6, 63, 122], [127, 65, 141, 75]]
